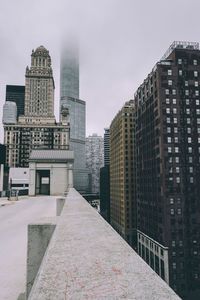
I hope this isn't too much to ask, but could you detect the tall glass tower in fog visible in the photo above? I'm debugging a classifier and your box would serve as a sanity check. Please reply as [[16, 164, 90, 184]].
[[60, 40, 88, 192], [60, 44, 79, 99]]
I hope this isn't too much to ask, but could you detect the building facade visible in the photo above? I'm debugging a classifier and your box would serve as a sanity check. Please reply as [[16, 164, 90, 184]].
[[4, 46, 70, 168], [104, 128, 110, 166], [100, 128, 111, 222], [3, 101, 17, 124], [86, 133, 104, 194], [60, 41, 88, 192], [110, 100, 136, 247], [6, 85, 25, 117], [134, 41, 200, 298]]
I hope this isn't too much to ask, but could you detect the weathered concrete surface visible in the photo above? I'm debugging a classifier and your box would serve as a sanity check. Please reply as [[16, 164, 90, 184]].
[[26, 219, 57, 298], [0, 196, 56, 300], [56, 197, 66, 216], [28, 188, 181, 300]]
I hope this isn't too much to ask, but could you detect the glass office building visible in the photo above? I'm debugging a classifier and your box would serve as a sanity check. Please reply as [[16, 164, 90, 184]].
[[60, 41, 88, 192]]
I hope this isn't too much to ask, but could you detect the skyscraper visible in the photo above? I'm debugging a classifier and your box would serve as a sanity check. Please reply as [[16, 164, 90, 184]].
[[110, 100, 136, 247], [135, 41, 200, 299], [4, 46, 70, 167], [60, 40, 88, 192], [86, 133, 104, 193], [104, 128, 110, 166], [6, 85, 25, 117], [100, 128, 110, 222], [60, 42, 79, 99]]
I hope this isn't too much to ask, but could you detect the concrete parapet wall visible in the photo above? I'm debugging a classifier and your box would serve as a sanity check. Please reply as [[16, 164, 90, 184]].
[[26, 218, 56, 298], [27, 188, 181, 300]]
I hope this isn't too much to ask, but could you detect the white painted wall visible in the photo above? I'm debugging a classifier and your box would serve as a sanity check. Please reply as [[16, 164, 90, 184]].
[[9, 168, 29, 185], [29, 162, 73, 196]]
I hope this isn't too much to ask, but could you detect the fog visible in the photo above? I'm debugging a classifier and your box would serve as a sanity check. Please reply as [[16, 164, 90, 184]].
[[0, 0, 199, 142]]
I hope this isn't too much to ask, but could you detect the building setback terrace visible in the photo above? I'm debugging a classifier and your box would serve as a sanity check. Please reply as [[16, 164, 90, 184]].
[[27, 188, 180, 299]]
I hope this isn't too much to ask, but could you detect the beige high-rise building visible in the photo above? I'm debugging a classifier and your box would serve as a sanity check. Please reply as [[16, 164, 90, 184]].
[[110, 100, 136, 247], [3, 46, 70, 167]]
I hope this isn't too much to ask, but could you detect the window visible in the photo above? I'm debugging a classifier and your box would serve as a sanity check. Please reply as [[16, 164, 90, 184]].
[[197, 109, 200, 115], [194, 71, 198, 77], [188, 137, 192, 143], [170, 198, 174, 204], [172, 89, 176, 95], [198, 128, 200, 133], [174, 137, 178, 143], [176, 177, 180, 183], [168, 137, 172, 143], [198, 137, 200, 143], [193, 59, 197, 65], [178, 59, 182, 64], [175, 157, 179, 163], [195, 90, 199, 96], [168, 147, 172, 153], [179, 70, 183, 75], [174, 118, 177, 124], [187, 118, 191, 124], [187, 128, 191, 133], [168, 80, 172, 86], [173, 98, 176, 104], [195, 81, 198, 87], [172, 240, 176, 247], [185, 81, 188, 87], [171, 208, 175, 215], [166, 98, 170, 104], [197, 118, 200, 124], [177, 208, 182, 215], [186, 108, 190, 114], [189, 167, 193, 173], [176, 167, 180, 173], [189, 157, 193, 163], [190, 177, 194, 183], [185, 90, 189, 96], [167, 117, 170, 123], [173, 108, 177, 114], [166, 108, 170, 114], [165, 89, 169, 95], [167, 127, 171, 133], [174, 127, 178, 133], [175, 147, 179, 153], [186, 99, 190, 105], [196, 99, 199, 105], [167, 69, 172, 75], [188, 147, 192, 153]]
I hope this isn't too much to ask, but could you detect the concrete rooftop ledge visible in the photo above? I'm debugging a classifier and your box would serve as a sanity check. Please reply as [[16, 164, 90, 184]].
[[28, 188, 180, 300]]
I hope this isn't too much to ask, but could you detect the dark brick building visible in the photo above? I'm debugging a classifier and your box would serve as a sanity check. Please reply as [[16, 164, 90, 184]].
[[134, 41, 200, 299]]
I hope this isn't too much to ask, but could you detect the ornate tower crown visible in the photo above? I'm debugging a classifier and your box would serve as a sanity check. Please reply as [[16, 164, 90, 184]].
[[29, 45, 52, 72]]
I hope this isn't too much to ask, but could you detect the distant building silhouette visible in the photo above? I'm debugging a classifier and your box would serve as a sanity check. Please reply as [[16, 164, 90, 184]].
[[86, 133, 104, 193]]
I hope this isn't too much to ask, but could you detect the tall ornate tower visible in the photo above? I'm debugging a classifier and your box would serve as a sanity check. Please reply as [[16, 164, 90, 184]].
[[24, 46, 54, 117], [4, 46, 70, 167]]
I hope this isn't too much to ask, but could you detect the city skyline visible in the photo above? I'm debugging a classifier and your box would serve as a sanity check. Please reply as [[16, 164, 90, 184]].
[[1, 0, 200, 142]]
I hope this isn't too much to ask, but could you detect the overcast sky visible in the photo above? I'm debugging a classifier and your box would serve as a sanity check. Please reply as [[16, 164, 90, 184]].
[[0, 0, 199, 142]]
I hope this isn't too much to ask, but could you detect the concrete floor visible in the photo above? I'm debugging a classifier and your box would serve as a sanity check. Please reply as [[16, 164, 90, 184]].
[[0, 196, 56, 300]]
